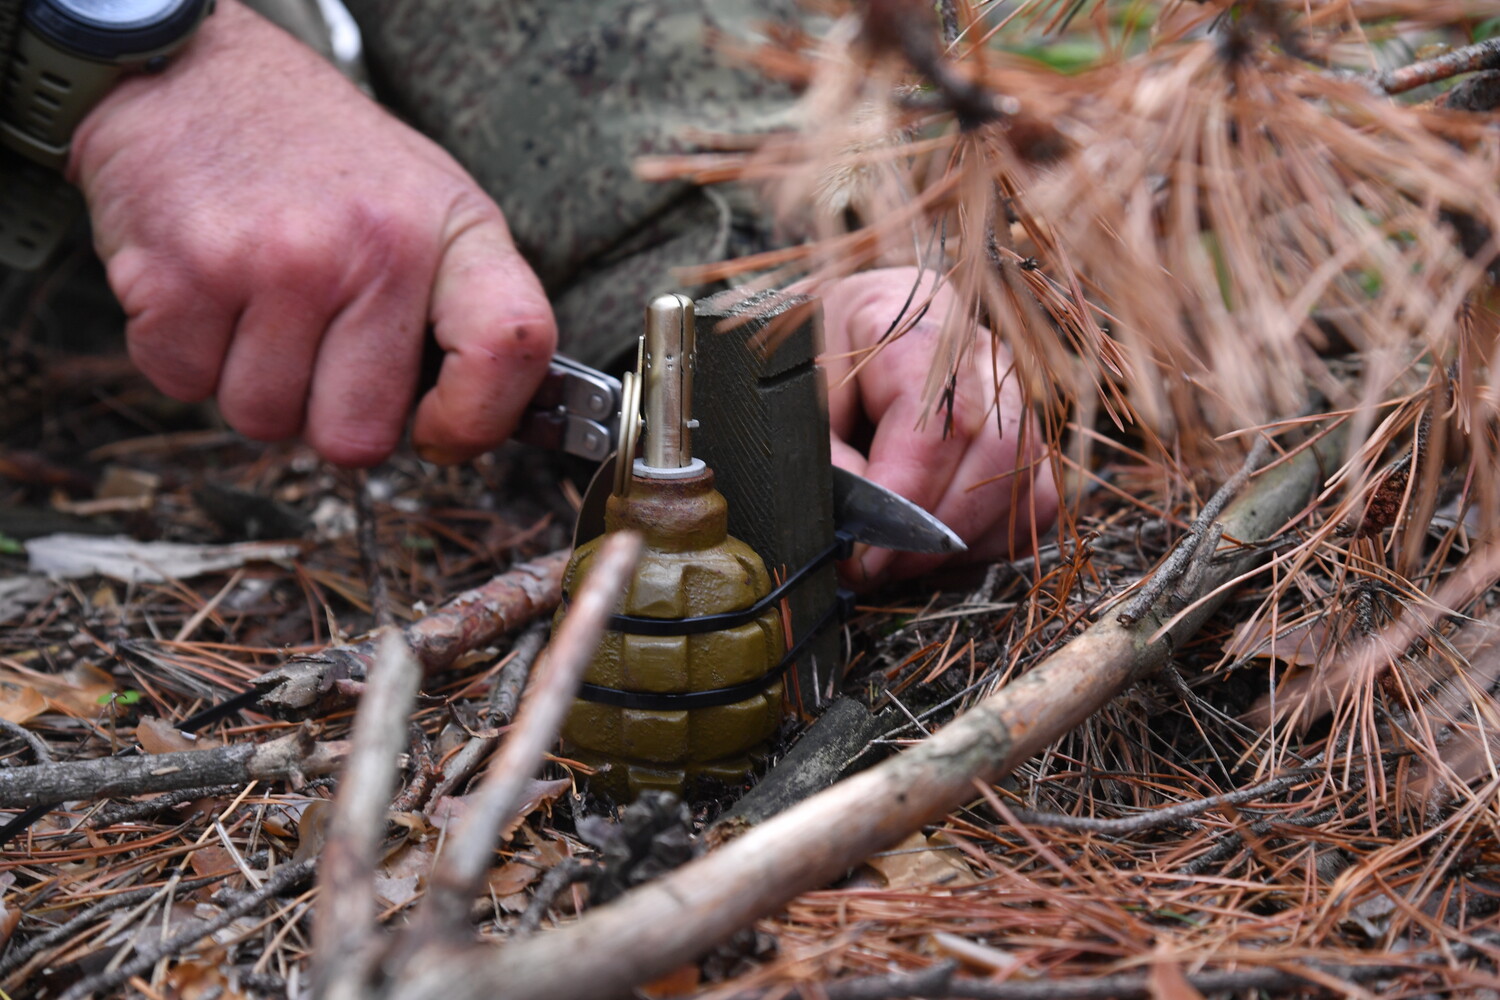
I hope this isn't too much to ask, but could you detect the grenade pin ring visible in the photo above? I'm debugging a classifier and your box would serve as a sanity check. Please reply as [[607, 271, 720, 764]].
[[613, 338, 645, 497]]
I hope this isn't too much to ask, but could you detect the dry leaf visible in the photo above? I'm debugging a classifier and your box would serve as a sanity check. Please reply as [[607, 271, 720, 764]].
[[0, 661, 117, 720], [866, 832, 980, 889], [293, 799, 331, 863], [0, 683, 47, 725], [136, 716, 201, 754], [1149, 958, 1206, 1000], [638, 963, 701, 998], [26, 533, 301, 583], [488, 859, 543, 897], [1227, 615, 1329, 667], [188, 845, 237, 879], [374, 873, 422, 909]]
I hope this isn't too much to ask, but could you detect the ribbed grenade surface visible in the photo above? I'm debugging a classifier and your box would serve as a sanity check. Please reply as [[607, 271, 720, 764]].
[[558, 467, 784, 801]]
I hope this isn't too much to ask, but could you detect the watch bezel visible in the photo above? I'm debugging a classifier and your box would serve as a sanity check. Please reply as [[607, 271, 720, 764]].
[[23, 0, 214, 62]]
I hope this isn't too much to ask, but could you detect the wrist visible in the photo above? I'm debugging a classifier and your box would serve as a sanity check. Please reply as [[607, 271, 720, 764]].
[[1, 0, 215, 171]]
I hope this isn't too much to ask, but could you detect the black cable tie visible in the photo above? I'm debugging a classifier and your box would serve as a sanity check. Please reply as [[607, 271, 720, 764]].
[[575, 587, 854, 711]]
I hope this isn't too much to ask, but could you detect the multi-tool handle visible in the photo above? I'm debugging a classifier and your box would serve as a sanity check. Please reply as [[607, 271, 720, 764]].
[[512, 355, 622, 463]]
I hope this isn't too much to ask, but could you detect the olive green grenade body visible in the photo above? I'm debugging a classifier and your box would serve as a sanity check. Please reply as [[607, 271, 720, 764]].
[[559, 293, 785, 801], [558, 470, 784, 800]]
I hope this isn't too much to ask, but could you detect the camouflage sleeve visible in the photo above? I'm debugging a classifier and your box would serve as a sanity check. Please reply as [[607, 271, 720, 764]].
[[338, 0, 806, 365]]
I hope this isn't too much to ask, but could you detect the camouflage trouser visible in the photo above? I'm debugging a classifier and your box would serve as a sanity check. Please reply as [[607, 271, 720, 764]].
[[339, 0, 805, 366]]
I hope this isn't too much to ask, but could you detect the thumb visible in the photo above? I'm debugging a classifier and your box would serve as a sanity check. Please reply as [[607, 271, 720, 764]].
[[411, 206, 557, 464]]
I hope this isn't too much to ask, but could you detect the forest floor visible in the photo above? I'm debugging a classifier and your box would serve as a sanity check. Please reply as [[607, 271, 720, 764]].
[[2, 271, 1499, 999]]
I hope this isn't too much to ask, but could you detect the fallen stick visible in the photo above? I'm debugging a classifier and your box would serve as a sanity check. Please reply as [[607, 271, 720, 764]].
[[255, 548, 569, 718], [391, 436, 1334, 1000], [313, 632, 423, 1000], [0, 728, 346, 809], [396, 532, 642, 967]]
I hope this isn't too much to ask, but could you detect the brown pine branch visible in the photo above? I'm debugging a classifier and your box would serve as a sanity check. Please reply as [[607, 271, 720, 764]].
[[255, 548, 569, 718], [1377, 38, 1500, 94]]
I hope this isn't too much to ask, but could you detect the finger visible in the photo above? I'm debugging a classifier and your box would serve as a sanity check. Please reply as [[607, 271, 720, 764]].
[[304, 269, 430, 467], [882, 411, 1057, 582], [215, 293, 331, 442], [410, 205, 556, 464], [110, 247, 235, 403]]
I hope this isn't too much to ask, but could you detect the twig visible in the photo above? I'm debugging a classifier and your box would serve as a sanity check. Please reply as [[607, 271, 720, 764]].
[[395, 531, 642, 968], [255, 548, 569, 718], [516, 857, 592, 937], [759, 955, 1462, 999], [391, 722, 437, 813], [1116, 436, 1270, 625], [1002, 769, 1312, 836], [0, 729, 347, 809], [0, 717, 52, 762], [391, 410, 1336, 1000], [87, 782, 246, 827], [312, 631, 422, 1000], [428, 620, 551, 804], [355, 470, 395, 629], [1377, 37, 1500, 95], [57, 858, 316, 1000], [0, 872, 235, 982]]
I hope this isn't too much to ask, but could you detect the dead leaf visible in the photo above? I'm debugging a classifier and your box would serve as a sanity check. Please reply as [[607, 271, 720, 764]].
[[136, 716, 201, 754], [26, 533, 301, 583], [293, 800, 331, 863], [0, 871, 19, 952], [0, 683, 46, 724], [638, 963, 701, 998], [1149, 958, 1206, 1000], [430, 777, 571, 838], [1227, 615, 1329, 667], [0, 661, 117, 720], [866, 832, 980, 889], [374, 873, 422, 910], [188, 845, 238, 879], [487, 859, 543, 897]]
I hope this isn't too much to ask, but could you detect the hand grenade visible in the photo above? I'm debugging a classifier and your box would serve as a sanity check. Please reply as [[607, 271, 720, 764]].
[[558, 294, 785, 801]]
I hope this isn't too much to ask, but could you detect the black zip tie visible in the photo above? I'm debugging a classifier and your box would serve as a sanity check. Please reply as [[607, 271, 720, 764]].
[[576, 588, 854, 711], [566, 530, 853, 638]]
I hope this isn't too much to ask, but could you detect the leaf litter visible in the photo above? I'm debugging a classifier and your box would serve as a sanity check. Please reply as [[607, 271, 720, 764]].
[[7, 1, 1500, 997]]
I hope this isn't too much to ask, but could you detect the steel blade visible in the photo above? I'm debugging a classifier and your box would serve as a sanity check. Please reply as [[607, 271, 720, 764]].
[[831, 466, 966, 554]]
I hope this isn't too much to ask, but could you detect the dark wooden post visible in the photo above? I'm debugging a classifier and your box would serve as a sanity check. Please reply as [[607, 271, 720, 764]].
[[692, 289, 839, 717]]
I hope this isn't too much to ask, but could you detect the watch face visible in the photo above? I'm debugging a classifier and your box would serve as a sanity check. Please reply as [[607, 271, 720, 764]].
[[24, 0, 209, 60], [45, 0, 188, 30]]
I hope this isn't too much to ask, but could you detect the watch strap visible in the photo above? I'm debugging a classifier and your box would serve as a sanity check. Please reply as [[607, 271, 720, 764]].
[[1, 24, 126, 170], [0, 146, 83, 270], [0, 0, 20, 92]]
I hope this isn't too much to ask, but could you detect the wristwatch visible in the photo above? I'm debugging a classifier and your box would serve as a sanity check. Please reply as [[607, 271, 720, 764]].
[[0, 0, 214, 269]]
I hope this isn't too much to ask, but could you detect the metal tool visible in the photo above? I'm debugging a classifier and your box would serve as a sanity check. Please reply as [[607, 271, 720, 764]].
[[523, 358, 966, 555]]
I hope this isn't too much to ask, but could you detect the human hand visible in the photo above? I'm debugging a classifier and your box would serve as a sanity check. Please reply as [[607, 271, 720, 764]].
[[817, 268, 1059, 586], [71, 0, 555, 466]]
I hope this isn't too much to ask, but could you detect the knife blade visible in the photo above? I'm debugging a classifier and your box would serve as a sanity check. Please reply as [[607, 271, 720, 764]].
[[567, 451, 965, 556]]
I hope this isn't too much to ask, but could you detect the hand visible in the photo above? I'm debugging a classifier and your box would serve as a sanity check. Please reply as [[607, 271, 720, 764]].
[[71, 0, 555, 466], [817, 268, 1059, 586]]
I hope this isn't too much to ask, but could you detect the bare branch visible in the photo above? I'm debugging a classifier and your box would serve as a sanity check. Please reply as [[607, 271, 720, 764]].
[[391, 413, 1335, 1000], [397, 531, 642, 964], [0, 729, 346, 809], [313, 630, 422, 1000]]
